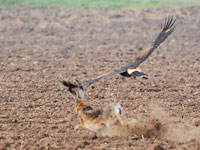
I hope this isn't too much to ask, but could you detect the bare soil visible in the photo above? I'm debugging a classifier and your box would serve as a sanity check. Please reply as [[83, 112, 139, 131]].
[[0, 5, 200, 150]]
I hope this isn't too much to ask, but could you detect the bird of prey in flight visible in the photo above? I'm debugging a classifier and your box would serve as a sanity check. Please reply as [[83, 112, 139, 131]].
[[63, 16, 176, 99]]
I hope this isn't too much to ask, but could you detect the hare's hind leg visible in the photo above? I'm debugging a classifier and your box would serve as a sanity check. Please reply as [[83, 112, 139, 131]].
[[116, 114, 128, 126]]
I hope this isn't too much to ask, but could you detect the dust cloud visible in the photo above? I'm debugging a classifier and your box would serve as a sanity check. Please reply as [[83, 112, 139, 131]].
[[100, 105, 200, 143]]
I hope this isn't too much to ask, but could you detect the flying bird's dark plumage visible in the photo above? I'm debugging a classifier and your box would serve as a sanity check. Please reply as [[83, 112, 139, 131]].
[[63, 16, 176, 97], [62, 81, 85, 99]]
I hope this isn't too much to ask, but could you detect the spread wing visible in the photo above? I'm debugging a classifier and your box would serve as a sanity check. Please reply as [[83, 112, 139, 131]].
[[81, 71, 118, 87], [115, 16, 176, 72], [67, 16, 176, 89]]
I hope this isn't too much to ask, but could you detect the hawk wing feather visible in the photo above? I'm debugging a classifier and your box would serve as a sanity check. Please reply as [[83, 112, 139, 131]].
[[117, 16, 176, 71], [81, 71, 117, 87], [63, 16, 176, 93]]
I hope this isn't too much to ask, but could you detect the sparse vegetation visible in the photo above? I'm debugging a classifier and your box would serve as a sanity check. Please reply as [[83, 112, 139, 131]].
[[0, 0, 199, 7], [35, 92, 41, 95]]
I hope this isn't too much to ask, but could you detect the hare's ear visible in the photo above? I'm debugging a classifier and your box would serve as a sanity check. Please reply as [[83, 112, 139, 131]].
[[78, 86, 85, 100], [71, 89, 79, 100], [71, 87, 82, 101], [74, 80, 84, 100]]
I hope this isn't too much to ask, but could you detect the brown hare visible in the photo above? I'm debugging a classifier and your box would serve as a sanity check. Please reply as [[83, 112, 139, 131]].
[[62, 81, 127, 132]]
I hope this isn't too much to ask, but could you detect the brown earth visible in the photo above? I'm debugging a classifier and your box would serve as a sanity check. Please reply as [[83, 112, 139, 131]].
[[0, 5, 200, 150]]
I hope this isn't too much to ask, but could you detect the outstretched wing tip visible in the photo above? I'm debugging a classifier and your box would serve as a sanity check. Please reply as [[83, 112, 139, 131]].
[[134, 16, 176, 67], [62, 80, 70, 86], [163, 16, 176, 32], [62, 80, 79, 90]]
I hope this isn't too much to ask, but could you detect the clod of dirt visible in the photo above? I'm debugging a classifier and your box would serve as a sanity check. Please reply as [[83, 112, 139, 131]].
[[130, 117, 167, 139], [194, 120, 200, 127], [87, 132, 98, 140], [77, 141, 90, 149], [154, 145, 165, 150]]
